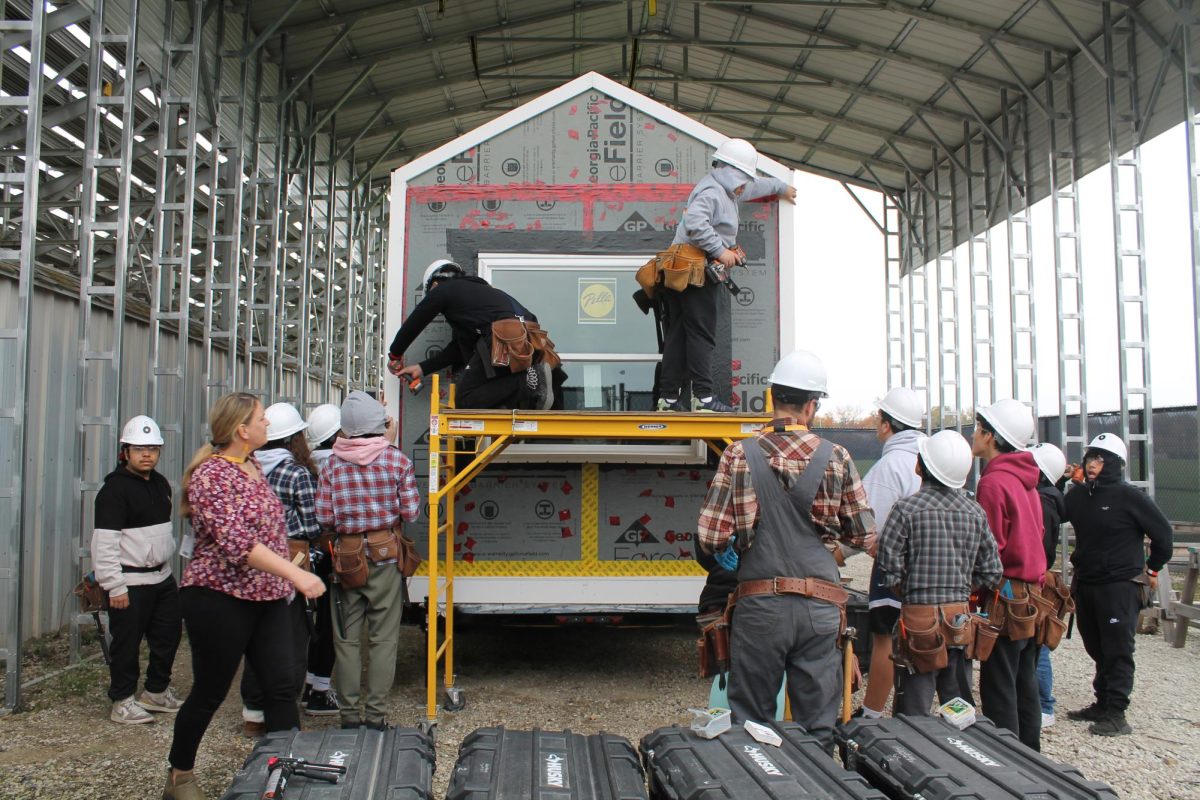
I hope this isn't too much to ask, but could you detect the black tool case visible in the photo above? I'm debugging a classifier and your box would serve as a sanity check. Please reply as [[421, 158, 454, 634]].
[[837, 715, 1118, 799], [640, 723, 887, 799], [845, 588, 873, 669], [446, 726, 648, 800], [219, 726, 435, 799]]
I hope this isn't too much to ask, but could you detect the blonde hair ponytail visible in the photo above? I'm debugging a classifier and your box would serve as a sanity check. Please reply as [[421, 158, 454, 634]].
[[181, 392, 261, 518]]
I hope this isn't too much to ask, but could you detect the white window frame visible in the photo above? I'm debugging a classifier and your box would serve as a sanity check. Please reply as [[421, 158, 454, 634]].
[[478, 252, 708, 464]]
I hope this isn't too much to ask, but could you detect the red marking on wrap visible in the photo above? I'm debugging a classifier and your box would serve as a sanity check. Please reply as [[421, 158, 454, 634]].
[[407, 184, 692, 203], [465, 537, 476, 549], [457, 522, 469, 535], [568, 129, 580, 140], [569, 104, 578, 115], [689, 471, 701, 481], [609, 515, 620, 526], [558, 509, 571, 521], [665, 497, 675, 508], [638, 489, 653, 497], [464, 502, 475, 512], [463, 552, 475, 563], [679, 548, 692, 559], [460, 485, 472, 495], [561, 481, 573, 494], [454, 543, 462, 553], [639, 513, 651, 524], [561, 527, 573, 538], [732, 359, 742, 371], [537, 481, 550, 493]]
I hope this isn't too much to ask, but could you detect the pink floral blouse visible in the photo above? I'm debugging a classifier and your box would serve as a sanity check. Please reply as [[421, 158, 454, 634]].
[[181, 456, 291, 601]]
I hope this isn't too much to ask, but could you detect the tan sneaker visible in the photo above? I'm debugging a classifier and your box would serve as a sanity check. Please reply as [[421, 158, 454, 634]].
[[137, 687, 184, 713], [162, 768, 206, 800], [111, 696, 154, 724]]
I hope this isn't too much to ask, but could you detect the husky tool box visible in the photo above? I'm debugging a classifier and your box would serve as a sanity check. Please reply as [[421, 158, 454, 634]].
[[219, 726, 434, 799], [837, 715, 1118, 799], [640, 723, 886, 800], [446, 726, 648, 800]]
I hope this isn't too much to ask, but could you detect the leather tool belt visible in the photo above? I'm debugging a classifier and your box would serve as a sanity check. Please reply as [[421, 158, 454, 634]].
[[490, 318, 562, 373], [733, 576, 849, 607]]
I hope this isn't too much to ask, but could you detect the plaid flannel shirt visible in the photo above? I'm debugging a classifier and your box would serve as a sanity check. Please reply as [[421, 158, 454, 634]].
[[266, 459, 320, 540], [315, 447, 421, 534], [875, 484, 1003, 604], [697, 421, 875, 555]]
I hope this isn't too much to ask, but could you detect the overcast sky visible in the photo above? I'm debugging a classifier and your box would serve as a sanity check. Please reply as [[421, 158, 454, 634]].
[[793, 122, 1198, 420]]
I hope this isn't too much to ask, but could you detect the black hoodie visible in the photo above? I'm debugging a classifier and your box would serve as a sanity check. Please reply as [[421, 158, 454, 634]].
[[1037, 480, 1067, 569], [1065, 458, 1173, 584], [388, 276, 535, 375]]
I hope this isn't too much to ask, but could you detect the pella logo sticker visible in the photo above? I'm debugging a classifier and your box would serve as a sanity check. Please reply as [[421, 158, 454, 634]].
[[544, 752, 566, 787], [945, 737, 1001, 767], [742, 745, 783, 776]]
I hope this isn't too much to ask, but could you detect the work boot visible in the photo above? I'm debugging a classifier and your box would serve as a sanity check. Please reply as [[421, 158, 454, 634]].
[[137, 687, 184, 713], [1041, 712, 1056, 729], [243, 720, 266, 738], [656, 396, 684, 412], [1089, 711, 1132, 737], [304, 689, 340, 717], [111, 696, 155, 724], [1065, 702, 1106, 722], [692, 396, 735, 413], [162, 768, 205, 800], [364, 718, 391, 731]]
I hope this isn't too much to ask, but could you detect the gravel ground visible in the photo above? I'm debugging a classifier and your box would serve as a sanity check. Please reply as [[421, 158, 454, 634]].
[[1, 560, 1198, 799]]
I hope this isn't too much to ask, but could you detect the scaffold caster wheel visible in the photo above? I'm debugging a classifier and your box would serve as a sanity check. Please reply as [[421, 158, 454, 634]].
[[442, 686, 466, 712], [419, 720, 437, 740]]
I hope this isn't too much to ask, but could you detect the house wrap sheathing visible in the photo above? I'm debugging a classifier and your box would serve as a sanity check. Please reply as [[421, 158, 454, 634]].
[[387, 72, 798, 611]]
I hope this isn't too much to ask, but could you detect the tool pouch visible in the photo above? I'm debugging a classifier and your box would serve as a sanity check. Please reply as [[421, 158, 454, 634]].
[[398, 532, 422, 578], [971, 616, 1001, 662], [899, 604, 949, 675], [491, 318, 535, 372], [333, 533, 369, 589], [287, 539, 311, 572], [990, 581, 1039, 641], [365, 529, 401, 564], [657, 243, 707, 292], [696, 608, 731, 679], [1035, 571, 1073, 650], [938, 602, 974, 649], [523, 321, 561, 369], [73, 573, 107, 613], [635, 257, 660, 299]]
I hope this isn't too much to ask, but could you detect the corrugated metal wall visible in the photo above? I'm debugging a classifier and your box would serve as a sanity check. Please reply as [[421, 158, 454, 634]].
[[0, 278, 334, 638]]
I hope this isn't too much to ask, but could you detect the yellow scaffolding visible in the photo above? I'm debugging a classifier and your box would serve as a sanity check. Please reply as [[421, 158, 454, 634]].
[[421, 373, 774, 726]]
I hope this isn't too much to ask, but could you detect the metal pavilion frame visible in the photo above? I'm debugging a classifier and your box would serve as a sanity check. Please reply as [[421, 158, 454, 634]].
[[0, 0, 389, 711], [0, 0, 1198, 716]]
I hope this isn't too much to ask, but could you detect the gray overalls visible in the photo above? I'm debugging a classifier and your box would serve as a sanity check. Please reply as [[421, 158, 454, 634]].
[[728, 437, 843, 748]]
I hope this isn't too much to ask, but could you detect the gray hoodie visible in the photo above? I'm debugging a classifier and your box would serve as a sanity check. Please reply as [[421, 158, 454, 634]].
[[862, 428, 925, 531], [672, 164, 787, 257]]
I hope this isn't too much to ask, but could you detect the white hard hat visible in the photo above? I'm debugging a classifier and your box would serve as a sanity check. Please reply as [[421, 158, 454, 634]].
[[306, 403, 341, 446], [713, 138, 759, 177], [1087, 432, 1128, 461], [918, 430, 973, 489], [265, 402, 307, 441], [1029, 442, 1068, 484], [422, 259, 463, 292], [878, 387, 924, 429], [976, 398, 1034, 450], [120, 415, 163, 446], [768, 350, 828, 397]]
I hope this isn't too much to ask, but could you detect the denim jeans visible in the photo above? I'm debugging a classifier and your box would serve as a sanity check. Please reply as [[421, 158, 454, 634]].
[[1036, 644, 1055, 714]]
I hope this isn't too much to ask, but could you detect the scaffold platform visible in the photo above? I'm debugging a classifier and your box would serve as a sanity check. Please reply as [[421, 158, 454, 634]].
[[421, 373, 774, 727]]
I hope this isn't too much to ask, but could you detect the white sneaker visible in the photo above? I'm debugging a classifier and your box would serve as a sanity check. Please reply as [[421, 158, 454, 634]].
[[1042, 712, 1056, 728], [137, 687, 184, 713], [111, 696, 155, 724]]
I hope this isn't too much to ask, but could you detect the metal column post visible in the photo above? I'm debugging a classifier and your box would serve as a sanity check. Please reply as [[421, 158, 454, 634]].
[[149, 0, 203, 484], [1002, 92, 1039, 424], [905, 183, 931, 429], [1181, 2, 1200, 506], [1104, 3, 1155, 492], [71, 0, 141, 664], [964, 125, 998, 419], [883, 193, 906, 391], [0, 0, 47, 713], [245, 49, 286, 391], [1045, 55, 1089, 458], [275, 105, 315, 407], [201, 2, 247, 409], [932, 150, 962, 431]]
